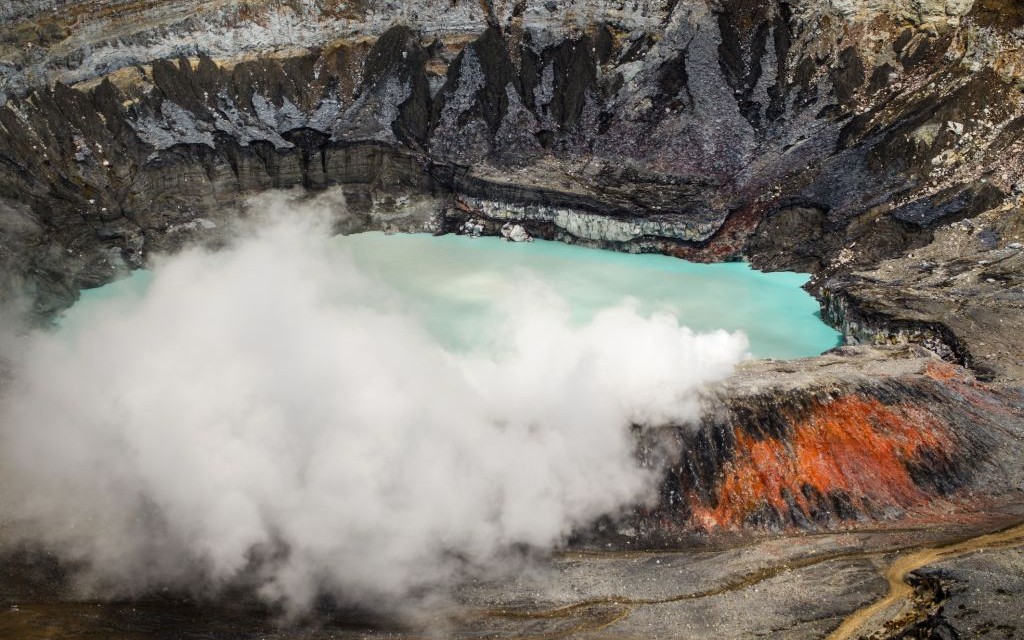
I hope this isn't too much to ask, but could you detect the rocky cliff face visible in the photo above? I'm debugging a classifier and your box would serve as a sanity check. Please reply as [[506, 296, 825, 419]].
[[1, 0, 1023, 535]]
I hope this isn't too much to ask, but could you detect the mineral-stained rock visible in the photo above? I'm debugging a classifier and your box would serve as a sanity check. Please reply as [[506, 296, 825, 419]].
[[631, 346, 1024, 539]]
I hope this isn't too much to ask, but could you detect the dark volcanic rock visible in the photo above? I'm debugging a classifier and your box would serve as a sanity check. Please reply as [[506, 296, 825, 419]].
[[909, 547, 1024, 639]]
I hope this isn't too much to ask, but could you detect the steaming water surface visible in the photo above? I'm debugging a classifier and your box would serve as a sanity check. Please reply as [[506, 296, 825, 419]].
[[69, 232, 840, 359]]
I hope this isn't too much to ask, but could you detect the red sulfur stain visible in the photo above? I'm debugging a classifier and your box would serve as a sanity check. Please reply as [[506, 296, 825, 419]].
[[691, 396, 957, 530], [923, 360, 961, 382]]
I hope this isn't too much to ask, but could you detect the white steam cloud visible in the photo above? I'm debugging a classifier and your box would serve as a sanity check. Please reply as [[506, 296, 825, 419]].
[[0, 196, 748, 613]]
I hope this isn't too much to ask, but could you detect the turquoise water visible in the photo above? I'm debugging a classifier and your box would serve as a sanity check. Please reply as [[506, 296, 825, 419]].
[[65, 233, 841, 360]]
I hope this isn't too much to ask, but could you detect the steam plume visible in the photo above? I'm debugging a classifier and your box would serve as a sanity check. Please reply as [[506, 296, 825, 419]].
[[0, 195, 748, 613]]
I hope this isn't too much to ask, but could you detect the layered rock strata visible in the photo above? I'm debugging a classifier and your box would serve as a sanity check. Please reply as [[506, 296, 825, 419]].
[[0, 2, 1021, 365]]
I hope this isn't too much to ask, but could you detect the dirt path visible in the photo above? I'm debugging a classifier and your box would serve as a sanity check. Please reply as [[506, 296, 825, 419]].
[[483, 522, 1024, 640], [827, 522, 1024, 640], [484, 542, 913, 639]]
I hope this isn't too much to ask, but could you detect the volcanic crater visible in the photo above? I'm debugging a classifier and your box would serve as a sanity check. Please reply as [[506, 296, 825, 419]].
[[1, 0, 1024, 637]]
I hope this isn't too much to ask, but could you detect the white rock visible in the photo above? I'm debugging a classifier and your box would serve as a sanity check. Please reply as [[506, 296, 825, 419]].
[[500, 223, 532, 243], [912, 122, 942, 147], [931, 149, 959, 166]]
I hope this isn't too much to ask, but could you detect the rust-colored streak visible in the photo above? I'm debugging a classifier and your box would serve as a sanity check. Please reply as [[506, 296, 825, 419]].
[[922, 360, 960, 382], [692, 396, 957, 530]]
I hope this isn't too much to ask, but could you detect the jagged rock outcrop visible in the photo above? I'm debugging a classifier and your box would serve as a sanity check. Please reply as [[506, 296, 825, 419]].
[[1, 2, 1022, 319]]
